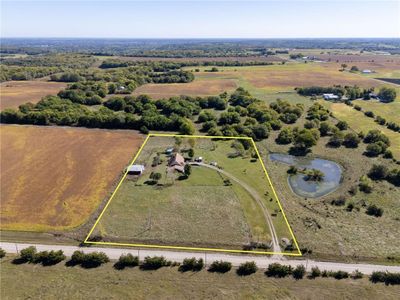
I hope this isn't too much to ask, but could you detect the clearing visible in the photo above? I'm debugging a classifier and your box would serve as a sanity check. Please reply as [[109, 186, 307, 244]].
[[0, 125, 143, 231]]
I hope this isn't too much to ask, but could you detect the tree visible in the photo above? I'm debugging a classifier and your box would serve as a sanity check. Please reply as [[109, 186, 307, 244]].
[[140, 256, 170, 270], [368, 164, 389, 180], [343, 132, 361, 148], [276, 127, 294, 144], [179, 258, 204, 272], [378, 86, 396, 103], [114, 254, 139, 270], [0, 248, 6, 259], [179, 119, 195, 135], [150, 172, 162, 182], [208, 260, 232, 273], [366, 205, 383, 217], [341, 63, 348, 71], [328, 131, 344, 147], [350, 66, 359, 72], [265, 263, 292, 278], [319, 122, 333, 136], [19, 246, 37, 263], [293, 129, 319, 151], [184, 164, 192, 176], [292, 265, 306, 280], [336, 121, 348, 130], [309, 267, 321, 279], [237, 261, 258, 276], [188, 148, 194, 158]]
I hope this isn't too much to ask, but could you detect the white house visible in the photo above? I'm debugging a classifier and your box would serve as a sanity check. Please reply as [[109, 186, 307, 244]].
[[362, 69, 372, 74], [127, 164, 145, 175], [323, 93, 339, 101]]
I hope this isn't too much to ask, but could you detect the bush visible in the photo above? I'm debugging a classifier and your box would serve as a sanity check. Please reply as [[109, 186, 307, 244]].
[[331, 196, 346, 206], [237, 261, 258, 276], [368, 164, 389, 180], [81, 252, 110, 268], [0, 248, 6, 258], [208, 260, 232, 273], [365, 143, 384, 157], [179, 257, 204, 272], [309, 267, 321, 279], [34, 250, 66, 266], [265, 263, 292, 278], [343, 132, 360, 148], [332, 270, 349, 280], [141, 256, 170, 270], [69, 250, 85, 266], [378, 86, 396, 103], [366, 204, 383, 217], [336, 121, 348, 130], [292, 265, 306, 280], [370, 271, 400, 285], [352, 269, 363, 279], [364, 111, 375, 118], [114, 254, 139, 270], [359, 176, 373, 193], [19, 246, 37, 263]]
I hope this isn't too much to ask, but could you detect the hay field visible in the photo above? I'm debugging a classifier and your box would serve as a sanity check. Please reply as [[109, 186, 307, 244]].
[[0, 81, 67, 110], [0, 125, 143, 231]]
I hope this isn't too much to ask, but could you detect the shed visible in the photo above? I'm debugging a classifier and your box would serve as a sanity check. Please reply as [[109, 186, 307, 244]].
[[323, 93, 339, 101], [127, 164, 145, 175]]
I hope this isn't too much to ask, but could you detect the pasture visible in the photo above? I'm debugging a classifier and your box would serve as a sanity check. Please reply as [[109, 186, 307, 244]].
[[2, 258, 400, 300], [89, 136, 296, 253], [0, 80, 66, 110], [0, 125, 143, 231]]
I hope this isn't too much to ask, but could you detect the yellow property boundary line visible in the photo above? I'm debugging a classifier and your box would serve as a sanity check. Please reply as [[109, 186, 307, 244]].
[[84, 133, 302, 256]]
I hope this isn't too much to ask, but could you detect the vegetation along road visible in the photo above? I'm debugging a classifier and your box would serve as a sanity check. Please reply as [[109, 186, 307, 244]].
[[189, 162, 282, 254], [2, 242, 400, 275]]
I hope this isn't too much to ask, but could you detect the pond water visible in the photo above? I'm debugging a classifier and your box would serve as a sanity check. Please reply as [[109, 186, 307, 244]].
[[269, 153, 342, 198]]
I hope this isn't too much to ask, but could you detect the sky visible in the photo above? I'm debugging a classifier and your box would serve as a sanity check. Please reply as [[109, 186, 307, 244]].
[[1, 0, 399, 38]]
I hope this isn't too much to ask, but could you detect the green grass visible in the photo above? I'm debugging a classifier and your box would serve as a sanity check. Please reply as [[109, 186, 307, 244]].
[[89, 136, 297, 252], [2, 257, 400, 300]]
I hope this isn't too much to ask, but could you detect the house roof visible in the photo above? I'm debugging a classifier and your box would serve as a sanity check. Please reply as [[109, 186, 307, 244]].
[[168, 153, 185, 166]]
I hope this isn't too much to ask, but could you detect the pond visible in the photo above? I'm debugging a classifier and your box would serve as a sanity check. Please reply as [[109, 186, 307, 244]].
[[269, 153, 342, 198]]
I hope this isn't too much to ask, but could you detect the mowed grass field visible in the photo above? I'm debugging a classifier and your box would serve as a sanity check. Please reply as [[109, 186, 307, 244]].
[[90, 136, 296, 251], [2, 258, 400, 300], [0, 80, 67, 110], [0, 125, 143, 231]]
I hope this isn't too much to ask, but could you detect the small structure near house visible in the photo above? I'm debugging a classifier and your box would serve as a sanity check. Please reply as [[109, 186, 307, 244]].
[[194, 156, 203, 163], [165, 147, 174, 155], [168, 153, 185, 172], [362, 69, 372, 74], [127, 164, 145, 175], [210, 161, 217, 167], [323, 93, 339, 101]]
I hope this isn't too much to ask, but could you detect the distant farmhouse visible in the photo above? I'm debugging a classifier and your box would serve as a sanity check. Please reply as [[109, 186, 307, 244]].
[[168, 153, 185, 172], [127, 164, 145, 175], [323, 93, 339, 101], [362, 69, 372, 74]]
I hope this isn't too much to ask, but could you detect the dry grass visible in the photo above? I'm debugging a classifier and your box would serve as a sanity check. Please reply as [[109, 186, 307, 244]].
[[0, 81, 67, 110], [0, 125, 143, 231], [1, 257, 400, 300], [133, 78, 237, 99]]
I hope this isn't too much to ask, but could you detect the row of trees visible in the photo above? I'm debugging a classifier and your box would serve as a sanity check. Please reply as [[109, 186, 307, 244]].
[[3, 247, 399, 284]]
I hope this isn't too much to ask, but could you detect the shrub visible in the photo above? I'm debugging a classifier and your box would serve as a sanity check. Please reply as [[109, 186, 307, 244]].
[[387, 169, 400, 186], [368, 164, 389, 180], [376, 116, 386, 125], [370, 271, 400, 285], [364, 111, 375, 118], [336, 121, 348, 130], [208, 260, 232, 273], [287, 165, 298, 174], [34, 250, 66, 266], [366, 204, 383, 217], [383, 150, 393, 159], [354, 105, 362, 111], [276, 127, 294, 144], [179, 257, 204, 272], [69, 250, 85, 266], [81, 252, 109, 268], [343, 132, 360, 148], [370, 271, 386, 283], [237, 261, 258, 276], [332, 270, 349, 280], [352, 269, 363, 279], [265, 263, 292, 278], [364, 130, 390, 146], [331, 196, 346, 206], [309, 266, 321, 279], [292, 265, 306, 280], [365, 143, 384, 157], [0, 248, 6, 258], [19, 246, 37, 263], [141, 256, 170, 270], [359, 175, 373, 193], [378, 86, 396, 103], [114, 254, 139, 270]]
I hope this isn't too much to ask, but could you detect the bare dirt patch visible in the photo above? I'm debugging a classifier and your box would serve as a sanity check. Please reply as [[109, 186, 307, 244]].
[[0, 81, 67, 110], [0, 125, 143, 231]]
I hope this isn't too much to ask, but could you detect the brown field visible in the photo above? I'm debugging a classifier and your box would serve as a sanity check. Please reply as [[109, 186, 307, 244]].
[[0, 125, 143, 231], [133, 78, 237, 99], [0, 81, 67, 110]]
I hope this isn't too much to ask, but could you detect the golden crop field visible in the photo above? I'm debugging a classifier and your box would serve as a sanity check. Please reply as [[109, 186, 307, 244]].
[[0, 125, 143, 231], [0, 80, 67, 110]]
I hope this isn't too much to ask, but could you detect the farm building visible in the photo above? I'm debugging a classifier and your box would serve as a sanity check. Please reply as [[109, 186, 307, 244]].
[[165, 147, 174, 155], [323, 93, 339, 100], [127, 164, 145, 175], [362, 69, 372, 74], [168, 153, 185, 172]]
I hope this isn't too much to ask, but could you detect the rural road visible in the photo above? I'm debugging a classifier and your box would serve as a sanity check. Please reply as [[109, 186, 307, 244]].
[[189, 162, 281, 254], [1, 242, 400, 275]]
